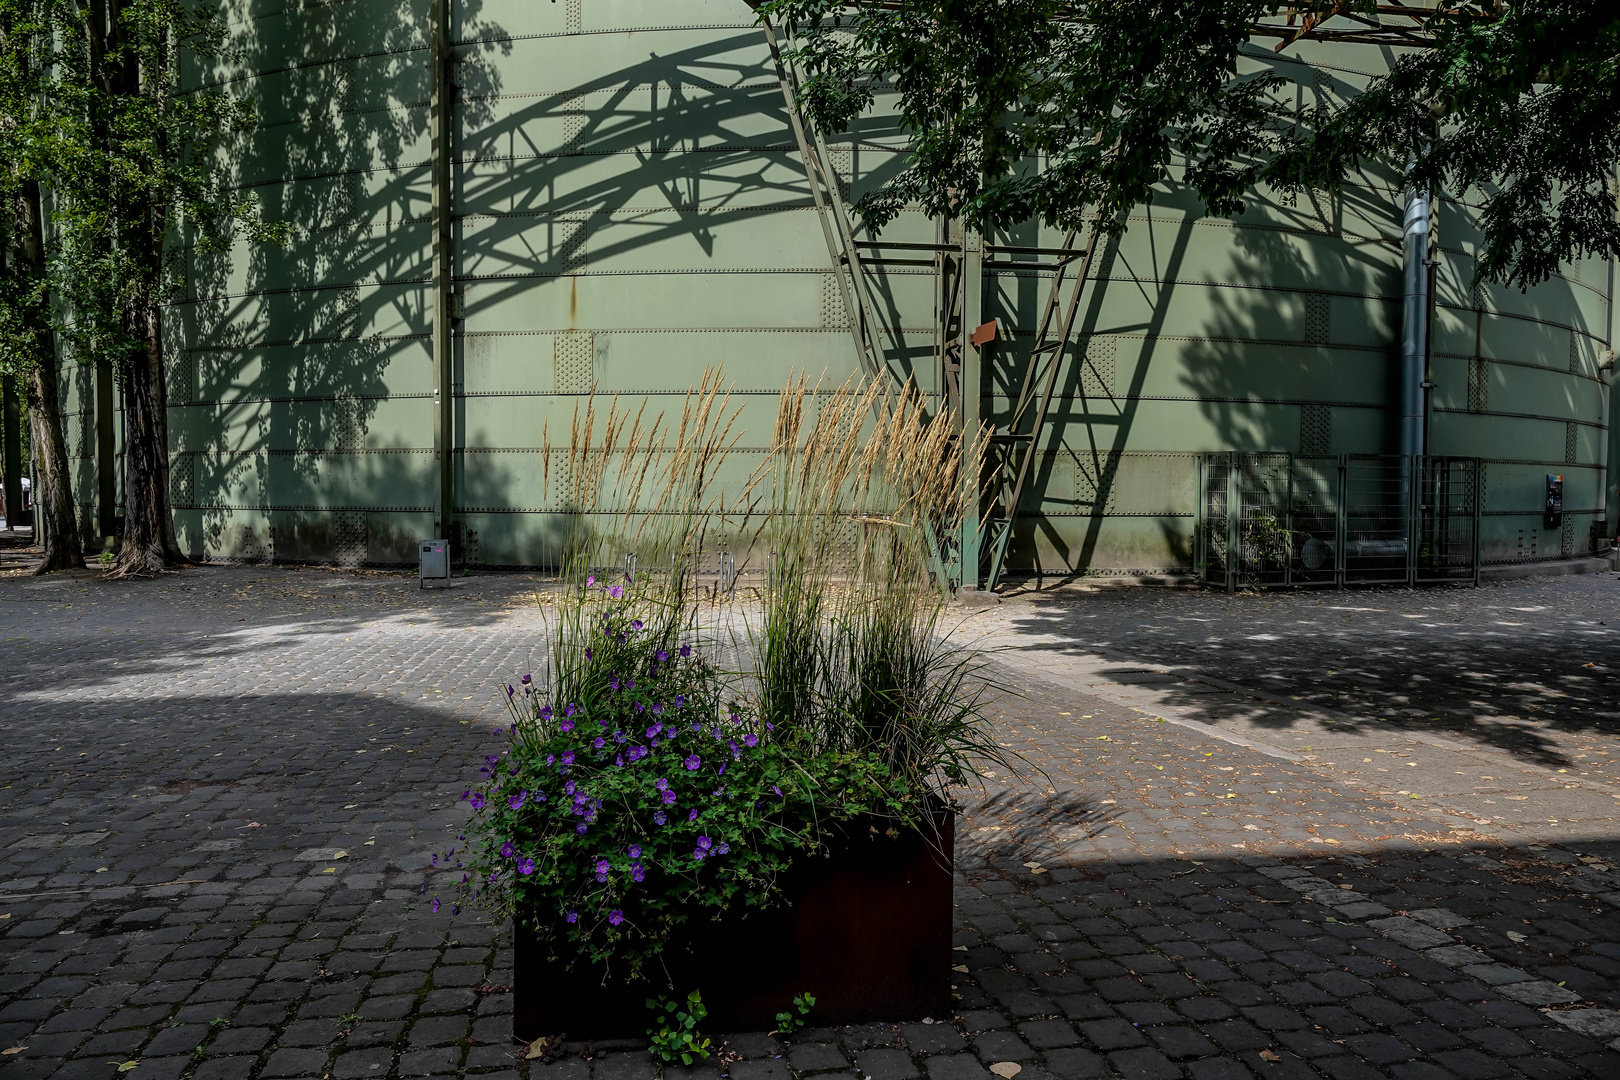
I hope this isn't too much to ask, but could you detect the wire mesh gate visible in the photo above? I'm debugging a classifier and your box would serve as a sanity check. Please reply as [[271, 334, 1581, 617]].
[[1197, 454, 1481, 590]]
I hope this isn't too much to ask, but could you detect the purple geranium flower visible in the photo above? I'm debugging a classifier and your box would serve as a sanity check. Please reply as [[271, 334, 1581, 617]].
[[559, 719, 575, 733], [631, 619, 644, 630], [518, 857, 535, 875], [661, 789, 676, 805], [680, 645, 691, 658], [470, 793, 486, 810], [654, 777, 668, 791], [688, 808, 698, 822], [432, 898, 440, 912], [653, 811, 667, 826], [565, 702, 578, 716], [743, 733, 758, 748], [521, 673, 532, 685], [509, 791, 527, 810], [507, 685, 515, 699], [608, 910, 624, 926], [717, 842, 730, 854], [656, 650, 668, 662], [628, 844, 642, 859], [651, 702, 664, 716], [576, 823, 588, 834], [684, 755, 700, 771], [561, 751, 575, 766], [674, 694, 686, 707], [608, 585, 623, 599], [696, 836, 712, 850], [566, 910, 578, 923], [609, 676, 621, 691], [593, 737, 605, 749], [501, 841, 515, 858], [693, 848, 707, 861], [631, 863, 645, 882]]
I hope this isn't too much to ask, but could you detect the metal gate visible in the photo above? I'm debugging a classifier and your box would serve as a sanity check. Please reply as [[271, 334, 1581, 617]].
[[1197, 454, 1481, 589]]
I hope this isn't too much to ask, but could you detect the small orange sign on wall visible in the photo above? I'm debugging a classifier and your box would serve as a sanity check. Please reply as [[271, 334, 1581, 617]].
[[970, 320, 998, 346]]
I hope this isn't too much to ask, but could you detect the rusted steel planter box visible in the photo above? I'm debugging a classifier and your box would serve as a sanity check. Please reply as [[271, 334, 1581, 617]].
[[513, 804, 955, 1039]]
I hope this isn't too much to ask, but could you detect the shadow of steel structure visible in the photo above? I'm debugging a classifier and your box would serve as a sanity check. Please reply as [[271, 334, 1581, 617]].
[[48, 0, 1605, 579]]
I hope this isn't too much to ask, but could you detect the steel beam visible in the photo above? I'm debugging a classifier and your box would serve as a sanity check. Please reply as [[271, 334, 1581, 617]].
[[958, 228, 984, 588], [429, 0, 455, 549]]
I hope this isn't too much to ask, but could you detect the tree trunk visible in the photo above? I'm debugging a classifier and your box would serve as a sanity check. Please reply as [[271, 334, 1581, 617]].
[[104, 0, 182, 576], [11, 179, 83, 574], [113, 303, 182, 574]]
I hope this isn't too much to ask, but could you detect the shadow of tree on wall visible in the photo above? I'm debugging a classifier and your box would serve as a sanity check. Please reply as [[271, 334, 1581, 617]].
[[173, 3, 919, 568]]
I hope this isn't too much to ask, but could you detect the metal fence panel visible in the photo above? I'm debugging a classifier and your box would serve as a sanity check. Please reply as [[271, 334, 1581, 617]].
[[1197, 453, 1479, 589]]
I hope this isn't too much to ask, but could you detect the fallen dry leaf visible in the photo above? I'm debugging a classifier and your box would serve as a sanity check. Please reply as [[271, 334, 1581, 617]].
[[2, 1048, 25, 1056], [1259, 1050, 1281, 1062], [989, 1064, 1021, 1079], [117, 1061, 140, 1073]]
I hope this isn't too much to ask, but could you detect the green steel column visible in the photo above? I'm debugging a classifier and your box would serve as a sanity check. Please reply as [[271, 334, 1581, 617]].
[[95, 358, 115, 540], [959, 228, 984, 589], [429, 0, 455, 547], [2, 375, 19, 530]]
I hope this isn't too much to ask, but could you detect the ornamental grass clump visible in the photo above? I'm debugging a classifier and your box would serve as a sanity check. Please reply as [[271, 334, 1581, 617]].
[[430, 373, 1018, 976]]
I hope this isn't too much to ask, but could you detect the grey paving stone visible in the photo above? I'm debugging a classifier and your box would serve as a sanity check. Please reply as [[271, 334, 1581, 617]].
[[854, 1049, 917, 1080], [922, 1055, 989, 1080], [261, 1048, 331, 1077]]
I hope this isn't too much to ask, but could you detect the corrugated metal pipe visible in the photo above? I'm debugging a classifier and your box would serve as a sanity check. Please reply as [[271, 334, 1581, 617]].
[[1399, 172, 1431, 459]]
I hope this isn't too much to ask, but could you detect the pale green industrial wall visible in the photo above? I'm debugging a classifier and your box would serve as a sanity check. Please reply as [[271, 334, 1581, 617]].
[[55, 0, 1607, 572]]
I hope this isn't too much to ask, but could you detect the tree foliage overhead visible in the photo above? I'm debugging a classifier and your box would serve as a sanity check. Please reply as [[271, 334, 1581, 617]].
[[760, 0, 1290, 237], [1269, 1, 1620, 289], [760, 0, 1620, 289]]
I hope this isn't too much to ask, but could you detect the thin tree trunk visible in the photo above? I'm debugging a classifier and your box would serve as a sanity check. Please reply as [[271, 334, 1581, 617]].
[[11, 179, 83, 574], [114, 302, 181, 573], [106, 0, 182, 575]]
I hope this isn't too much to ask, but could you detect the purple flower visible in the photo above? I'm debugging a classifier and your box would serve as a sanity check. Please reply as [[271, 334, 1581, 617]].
[[631, 863, 645, 882], [631, 619, 644, 631], [585, 647, 593, 660], [693, 848, 707, 861], [576, 823, 588, 834], [509, 790, 527, 810], [654, 811, 667, 826], [594, 858, 610, 883], [614, 754, 624, 767], [609, 676, 621, 691], [646, 724, 661, 739], [628, 844, 642, 859], [470, 793, 486, 810], [432, 898, 440, 912], [507, 685, 515, 699], [655, 650, 668, 662], [654, 777, 668, 791], [460, 789, 470, 801], [593, 736, 605, 749], [651, 702, 664, 716], [696, 836, 712, 850], [608, 585, 623, 599], [688, 808, 698, 822], [565, 780, 576, 796], [743, 733, 758, 748], [565, 702, 578, 716], [501, 841, 515, 858], [674, 694, 686, 707], [684, 755, 700, 771], [518, 856, 535, 875], [661, 789, 676, 805], [561, 751, 575, 766], [608, 909, 624, 926], [586, 575, 596, 587], [717, 842, 730, 854], [566, 910, 578, 923], [613, 730, 626, 743], [559, 719, 575, 733], [679, 645, 691, 658], [521, 673, 532, 685], [718, 763, 726, 776], [539, 706, 552, 721], [488, 870, 500, 883], [546, 754, 556, 766], [772, 785, 782, 797]]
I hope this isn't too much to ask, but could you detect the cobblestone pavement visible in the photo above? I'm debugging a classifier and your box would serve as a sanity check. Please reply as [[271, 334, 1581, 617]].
[[3, 567, 1620, 1080]]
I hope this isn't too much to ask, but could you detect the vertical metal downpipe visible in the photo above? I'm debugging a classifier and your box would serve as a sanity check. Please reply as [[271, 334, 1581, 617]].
[[1400, 177, 1430, 460]]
